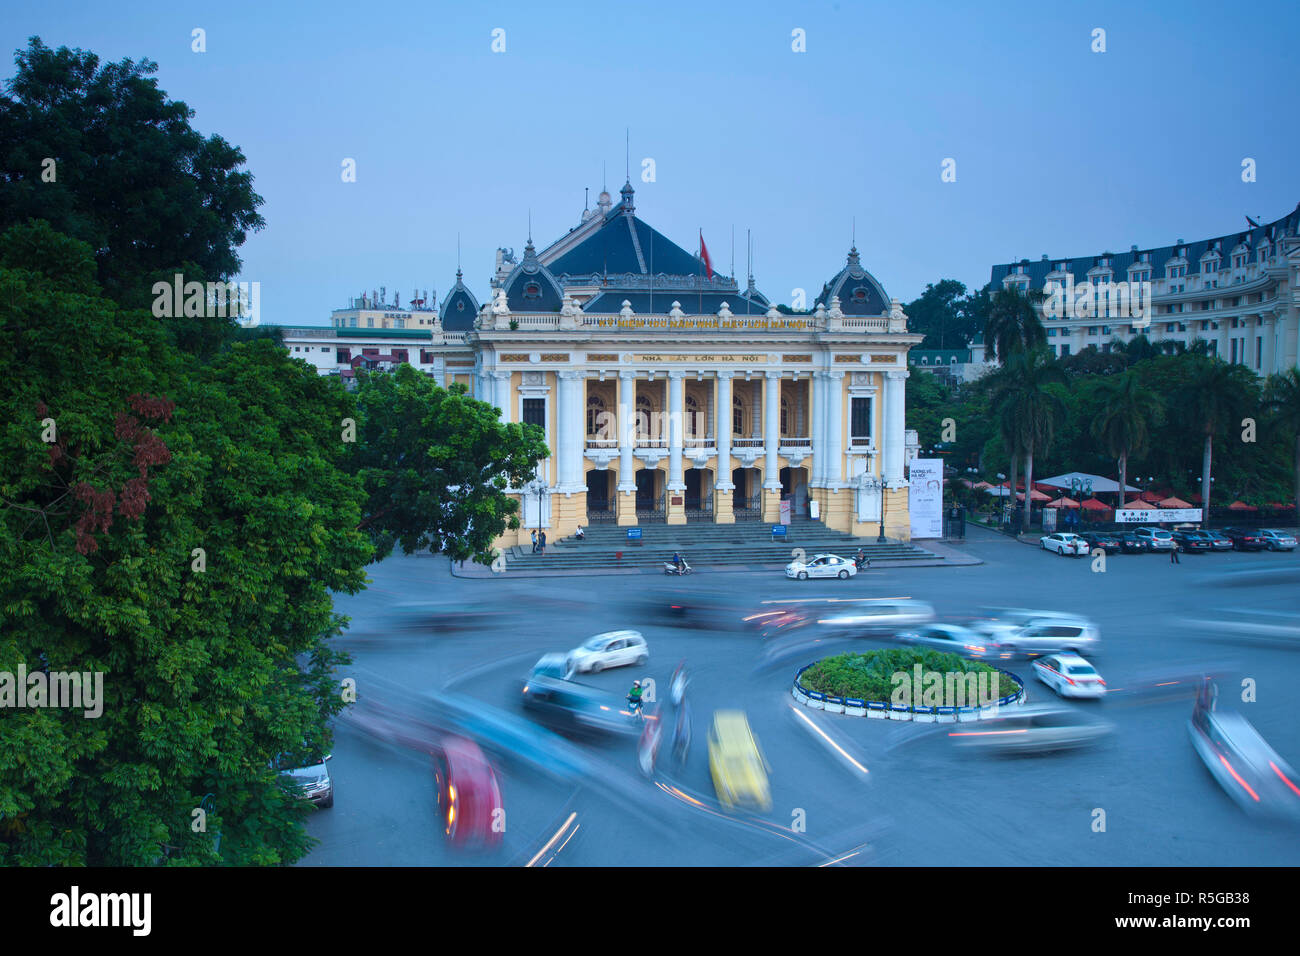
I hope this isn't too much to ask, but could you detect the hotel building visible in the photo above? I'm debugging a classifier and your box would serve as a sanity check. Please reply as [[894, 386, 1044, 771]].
[[278, 183, 923, 546]]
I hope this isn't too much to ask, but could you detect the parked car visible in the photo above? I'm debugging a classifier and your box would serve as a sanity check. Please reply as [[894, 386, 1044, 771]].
[[1032, 653, 1107, 699], [432, 736, 503, 848], [1172, 530, 1213, 553], [277, 753, 333, 808], [1134, 526, 1175, 550], [1115, 531, 1151, 553], [1201, 530, 1234, 551], [1078, 531, 1121, 554], [1221, 527, 1270, 551], [565, 630, 648, 674], [894, 623, 994, 659], [1040, 532, 1088, 556], [1258, 528, 1298, 551], [786, 553, 857, 580], [707, 710, 771, 812]]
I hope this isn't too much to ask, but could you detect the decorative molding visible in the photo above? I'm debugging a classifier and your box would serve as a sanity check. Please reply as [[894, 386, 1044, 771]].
[[782, 354, 813, 363]]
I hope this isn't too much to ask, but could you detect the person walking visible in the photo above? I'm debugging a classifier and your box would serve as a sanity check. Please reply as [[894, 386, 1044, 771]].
[[539, 530, 547, 555], [531, 530, 538, 553], [1169, 542, 1180, 564]]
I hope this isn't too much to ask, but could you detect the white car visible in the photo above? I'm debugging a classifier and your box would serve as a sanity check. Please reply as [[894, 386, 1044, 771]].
[[1134, 526, 1175, 550], [974, 609, 1100, 657], [277, 754, 334, 808], [1040, 533, 1088, 556], [566, 630, 648, 674], [1258, 529, 1297, 551], [1032, 653, 1107, 699], [818, 599, 935, 633], [786, 554, 857, 580], [894, 623, 993, 658]]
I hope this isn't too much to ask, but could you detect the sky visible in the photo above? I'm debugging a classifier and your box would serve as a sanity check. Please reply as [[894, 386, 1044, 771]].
[[4, 0, 1299, 325]]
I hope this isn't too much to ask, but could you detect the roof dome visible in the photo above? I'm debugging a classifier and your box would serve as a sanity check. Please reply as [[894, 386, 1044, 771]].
[[818, 246, 889, 315], [439, 269, 480, 330], [502, 238, 564, 312]]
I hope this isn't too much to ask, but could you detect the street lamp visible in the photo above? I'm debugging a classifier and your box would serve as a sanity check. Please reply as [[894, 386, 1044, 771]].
[[525, 476, 546, 544]]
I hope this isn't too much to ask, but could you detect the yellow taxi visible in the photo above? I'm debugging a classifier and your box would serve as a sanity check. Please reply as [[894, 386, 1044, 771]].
[[707, 710, 771, 812]]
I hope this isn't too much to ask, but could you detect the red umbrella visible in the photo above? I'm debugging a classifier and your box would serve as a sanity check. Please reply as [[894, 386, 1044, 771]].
[[1139, 491, 1163, 504], [1080, 498, 1110, 511], [1265, 502, 1295, 509], [1158, 496, 1193, 509], [1228, 500, 1258, 511], [1124, 497, 1153, 509], [1046, 496, 1080, 509]]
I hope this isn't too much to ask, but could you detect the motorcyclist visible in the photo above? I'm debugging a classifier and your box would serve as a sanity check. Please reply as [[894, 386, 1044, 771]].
[[627, 679, 644, 716], [671, 551, 683, 573], [855, 547, 869, 570]]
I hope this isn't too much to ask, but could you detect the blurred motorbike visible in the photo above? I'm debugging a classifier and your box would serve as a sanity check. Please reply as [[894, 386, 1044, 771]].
[[663, 559, 693, 576]]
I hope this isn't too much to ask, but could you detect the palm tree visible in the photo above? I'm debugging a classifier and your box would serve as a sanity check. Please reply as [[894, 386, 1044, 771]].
[[1179, 358, 1257, 525], [1264, 368, 1300, 519], [991, 350, 1068, 530], [1090, 371, 1164, 504], [984, 286, 1047, 363]]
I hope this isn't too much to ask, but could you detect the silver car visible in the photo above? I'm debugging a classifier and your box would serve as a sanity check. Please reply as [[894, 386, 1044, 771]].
[[1134, 526, 1175, 550], [949, 705, 1114, 754], [815, 599, 935, 635], [975, 609, 1100, 658], [1258, 528, 1298, 551], [894, 623, 994, 659]]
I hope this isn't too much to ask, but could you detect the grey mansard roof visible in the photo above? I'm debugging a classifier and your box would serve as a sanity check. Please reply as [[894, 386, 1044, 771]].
[[439, 271, 480, 331], [990, 202, 1300, 288], [817, 246, 890, 315], [502, 239, 566, 312]]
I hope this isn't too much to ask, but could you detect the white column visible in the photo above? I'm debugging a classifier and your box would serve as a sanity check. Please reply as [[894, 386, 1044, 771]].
[[557, 370, 585, 492], [824, 371, 844, 485], [617, 370, 636, 492], [883, 369, 908, 487], [667, 371, 685, 491], [715, 372, 734, 490], [763, 370, 782, 490], [810, 371, 825, 488], [491, 371, 511, 422]]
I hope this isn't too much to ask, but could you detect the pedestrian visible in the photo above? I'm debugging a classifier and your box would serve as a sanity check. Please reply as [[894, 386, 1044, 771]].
[[539, 530, 547, 555], [1170, 543, 1180, 564], [531, 529, 538, 553]]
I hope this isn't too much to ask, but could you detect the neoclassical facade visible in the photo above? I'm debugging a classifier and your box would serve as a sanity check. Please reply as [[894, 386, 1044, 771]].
[[279, 183, 923, 544]]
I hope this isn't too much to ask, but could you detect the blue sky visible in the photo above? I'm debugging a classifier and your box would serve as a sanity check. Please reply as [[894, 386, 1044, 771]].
[[5, 0, 1298, 324]]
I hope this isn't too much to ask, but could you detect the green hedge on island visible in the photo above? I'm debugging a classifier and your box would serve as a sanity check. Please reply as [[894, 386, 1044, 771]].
[[798, 648, 1019, 704]]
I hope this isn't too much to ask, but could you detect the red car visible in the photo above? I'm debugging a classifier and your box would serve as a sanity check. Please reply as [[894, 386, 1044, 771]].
[[432, 737, 503, 849]]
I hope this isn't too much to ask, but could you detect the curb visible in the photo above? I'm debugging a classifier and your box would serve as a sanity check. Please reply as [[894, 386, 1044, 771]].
[[790, 662, 1026, 722]]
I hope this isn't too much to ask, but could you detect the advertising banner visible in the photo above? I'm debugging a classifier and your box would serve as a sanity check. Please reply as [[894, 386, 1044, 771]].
[[779, 498, 791, 525], [1115, 508, 1202, 524], [908, 459, 944, 539]]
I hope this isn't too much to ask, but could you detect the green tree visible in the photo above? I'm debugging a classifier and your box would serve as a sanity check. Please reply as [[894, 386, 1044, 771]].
[[990, 350, 1068, 530], [0, 221, 369, 865], [984, 285, 1047, 363], [0, 37, 266, 355], [1089, 371, 1164, 504], [349, 364, 551, 565], [1264, 368, 1300, 518], [1177, 358, 1258, 524]]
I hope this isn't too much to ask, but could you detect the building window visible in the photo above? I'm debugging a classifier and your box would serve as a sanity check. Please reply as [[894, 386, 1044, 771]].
[[1060, 344, 1070, 356], [587, 395, 607, 437], [850, 397, 872, 446], [733, 396, 744, 436], [394, 318, 405, 329], [686, 394, 702, 440], [780, 396, 789, 435], [1256, 337, 1262, 369], [522, 398, 546, 429], [523, 282, 542, 299], [348, 316, 358, 328], [337, 348, 351, 363]]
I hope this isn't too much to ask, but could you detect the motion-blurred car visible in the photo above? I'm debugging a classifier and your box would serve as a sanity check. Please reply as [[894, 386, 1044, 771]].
[[526, 653, 575, 682], [1078, 532, 1121, 554], [432, 736, 503, 848], [708, 710, 771, 812], [1040, 532, 1088, 556], [1172, 530, 1213, 553], [1115, 531, 1151, 553], [1188, 680, 1300, 819], [815, 598, 935, 634], [1258, 529, 1298, 551], [1221, 527, 1270, 551], [745, 603, 815, 639], [786, 554, 857, 580], [520, 674, 640, 737], [974, 610, 1099, 658], [278, 754, 333, 808], [566, 630, 648, 674], [636, 593, 746, 631], [1134, 526, 1175, 550], [948, 705, 1113, 754], [1202, 530, 1234, 551], [894, 623, 993, 659], [1032, 653, 1107, 699], [391, 599, 519, 633]]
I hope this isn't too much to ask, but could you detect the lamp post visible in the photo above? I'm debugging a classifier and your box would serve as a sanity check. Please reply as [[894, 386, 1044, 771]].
[[525, 476, 546, 544]]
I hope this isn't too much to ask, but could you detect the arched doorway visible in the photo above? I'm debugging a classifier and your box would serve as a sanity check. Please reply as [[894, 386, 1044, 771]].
[[636, 468, 664, 521], [586, 470, 614, 521], [780, 466, 809, 515], [685, 468, 712, 521], [732, 467, 761, 520]]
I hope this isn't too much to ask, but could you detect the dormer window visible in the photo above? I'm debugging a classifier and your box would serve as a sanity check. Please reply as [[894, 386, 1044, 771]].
[[851, 286, 870, 303], [523, 282, 542, 299]]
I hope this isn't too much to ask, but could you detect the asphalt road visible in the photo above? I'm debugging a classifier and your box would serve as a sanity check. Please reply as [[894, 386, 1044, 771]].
[[301, 525, 1300, 866]]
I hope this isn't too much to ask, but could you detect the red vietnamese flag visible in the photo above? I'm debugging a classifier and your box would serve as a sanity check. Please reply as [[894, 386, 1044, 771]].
[[699, 230, 713, 279]]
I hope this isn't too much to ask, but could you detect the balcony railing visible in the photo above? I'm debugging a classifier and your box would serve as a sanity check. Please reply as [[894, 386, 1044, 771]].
[[779, 436, 812, 447], [732, 438, 764, 448]]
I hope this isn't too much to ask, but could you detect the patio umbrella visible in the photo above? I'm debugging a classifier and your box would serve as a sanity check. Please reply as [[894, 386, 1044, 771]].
[[1124, 498, 1153, 509], [1046, 497, 1080, 509], [1265, 502, 1296, 509], [1080, 497, 1110, 511], [1227, 500, 1258, 511], [972, 481, 991, 490], [1158, 496, 1193, 509]]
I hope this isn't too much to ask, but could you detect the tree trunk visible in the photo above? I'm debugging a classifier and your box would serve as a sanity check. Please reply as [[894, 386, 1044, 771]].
[[1008, 454, 1019, 534], [1118, 452, 1128, 510], [1023, 445, 1035, 532], [1201, 432, 1213, 526]]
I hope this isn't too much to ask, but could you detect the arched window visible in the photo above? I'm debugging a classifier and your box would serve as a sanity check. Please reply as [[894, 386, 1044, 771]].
[[733, 395, 744, 436], [637, 394, 654, 438], [586, 394, 607, 437]]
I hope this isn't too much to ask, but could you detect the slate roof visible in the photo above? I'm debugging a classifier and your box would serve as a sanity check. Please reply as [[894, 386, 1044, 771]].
[[990, 202, 1300, 288], [580, 291, 773, 315], [502, 239, 566, 312], [817, 246, 890, 315], [439, 271, 480, 331]]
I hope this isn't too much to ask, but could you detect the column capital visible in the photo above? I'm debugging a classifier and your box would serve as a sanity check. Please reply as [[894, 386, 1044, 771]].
[[716, 370, 735, 381], [885, 369, 910, 381], [618, 368, 638, 380], [489, 369, 512, 381], [824, 369, 845, 380], [557, 369, 586, 381], [764, 369, 783, 380], [667, 369, 685, 380]]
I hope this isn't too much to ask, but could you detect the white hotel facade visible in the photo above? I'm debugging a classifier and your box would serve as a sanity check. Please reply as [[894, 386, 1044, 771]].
[[991, 203, 1300, 373], [279, 183, 922, 546]]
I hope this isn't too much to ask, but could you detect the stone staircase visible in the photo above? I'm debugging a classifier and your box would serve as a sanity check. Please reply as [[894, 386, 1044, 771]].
[[504, 516, 940, 571]]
